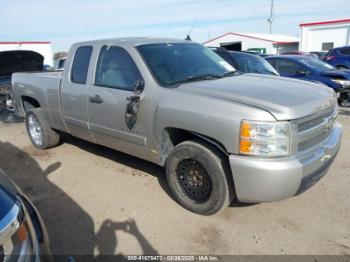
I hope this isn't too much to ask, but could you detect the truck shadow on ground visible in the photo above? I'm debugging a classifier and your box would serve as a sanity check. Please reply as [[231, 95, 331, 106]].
[[61, 134, 178, 203], [0, 141, 158, 258], [61, 134, 250, 209]]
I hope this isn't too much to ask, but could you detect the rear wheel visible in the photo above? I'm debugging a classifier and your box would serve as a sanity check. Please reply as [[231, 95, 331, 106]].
[[165, 140, 234, 215], [25, 108, 60, 149]]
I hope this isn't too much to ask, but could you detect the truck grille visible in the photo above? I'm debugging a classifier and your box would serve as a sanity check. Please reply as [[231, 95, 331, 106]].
[[294, 106, 336, 153], [297, 109, 334, 133], [297, 130, 330, 152]]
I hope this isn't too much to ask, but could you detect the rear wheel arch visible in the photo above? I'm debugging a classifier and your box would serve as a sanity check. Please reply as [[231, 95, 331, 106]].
[[22, 96, 40, 112]]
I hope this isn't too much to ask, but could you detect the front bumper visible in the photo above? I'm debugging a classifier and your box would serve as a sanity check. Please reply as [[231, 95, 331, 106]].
[[229, 122, 343, 203]]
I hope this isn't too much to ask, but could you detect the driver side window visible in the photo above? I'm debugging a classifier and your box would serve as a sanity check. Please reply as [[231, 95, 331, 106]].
[[95, 45, 143, 91], [276, 60, 301, 74]]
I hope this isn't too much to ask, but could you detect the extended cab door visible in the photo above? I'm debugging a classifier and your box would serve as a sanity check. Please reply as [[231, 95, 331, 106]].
[[87, 44, 149, 158], [60, 45, 94, 142]]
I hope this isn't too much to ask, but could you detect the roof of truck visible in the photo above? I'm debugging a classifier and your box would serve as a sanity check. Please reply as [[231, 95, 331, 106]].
[[73, 37, 194, 47]]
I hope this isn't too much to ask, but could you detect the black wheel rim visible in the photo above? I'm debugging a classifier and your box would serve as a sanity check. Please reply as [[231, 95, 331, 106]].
[[176, 159, 212, 203]]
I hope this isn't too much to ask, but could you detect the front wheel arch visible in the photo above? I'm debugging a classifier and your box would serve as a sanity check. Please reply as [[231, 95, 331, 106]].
[[159, 127, 228, 166]]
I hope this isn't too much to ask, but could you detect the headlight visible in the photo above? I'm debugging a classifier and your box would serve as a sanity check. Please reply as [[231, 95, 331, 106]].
[[0, 199, 35, 261], [331, 79, 350, 87], [239, 120, 290, 157]]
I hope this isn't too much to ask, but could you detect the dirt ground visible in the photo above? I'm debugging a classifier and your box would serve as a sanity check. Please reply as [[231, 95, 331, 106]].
[[0, 108, 349, 256]]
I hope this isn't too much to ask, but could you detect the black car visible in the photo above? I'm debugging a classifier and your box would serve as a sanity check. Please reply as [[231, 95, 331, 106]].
[[0, 50, 44, 123], [0, 169, 51, 261], [210, 47, 279, 76]]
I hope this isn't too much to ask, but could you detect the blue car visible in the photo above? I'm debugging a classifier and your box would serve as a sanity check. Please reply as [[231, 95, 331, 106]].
[[324, 46, 350, 69], [266, 55, 350, 106], [211, 47, 279, 76], [0, 169, 52, 261]]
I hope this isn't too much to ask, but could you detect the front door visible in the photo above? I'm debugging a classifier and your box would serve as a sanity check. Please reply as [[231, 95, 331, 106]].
[[87, 45, 148, 157]]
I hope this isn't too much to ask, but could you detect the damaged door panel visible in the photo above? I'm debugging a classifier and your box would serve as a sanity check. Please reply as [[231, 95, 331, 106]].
[[87, 44, 148, 152]]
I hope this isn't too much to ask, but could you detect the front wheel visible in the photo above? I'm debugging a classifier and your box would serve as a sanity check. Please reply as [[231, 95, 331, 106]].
[[25, 108, 60, 149], [165, 140, 234, 215]]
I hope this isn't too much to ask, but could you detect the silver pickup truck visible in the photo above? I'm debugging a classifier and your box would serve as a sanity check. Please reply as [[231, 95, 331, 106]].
[[12, 38, 342, 215]]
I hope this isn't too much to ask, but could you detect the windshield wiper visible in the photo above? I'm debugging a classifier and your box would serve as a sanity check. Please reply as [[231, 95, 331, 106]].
[[169, 74, 223, 86], [220, 71, 240, 77], [251, 69, 278, 76]]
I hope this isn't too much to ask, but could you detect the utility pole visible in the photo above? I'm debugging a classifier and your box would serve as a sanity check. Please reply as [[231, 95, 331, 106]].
[[267, 0, 274, 34]]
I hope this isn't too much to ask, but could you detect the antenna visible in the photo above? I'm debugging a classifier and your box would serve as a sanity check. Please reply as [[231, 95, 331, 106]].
[[267, 0, 274, 34], [186, 18, 197, 41]]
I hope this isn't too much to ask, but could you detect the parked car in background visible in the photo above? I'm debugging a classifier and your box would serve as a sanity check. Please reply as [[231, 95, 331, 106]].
[[246, 48, 266, 55], [324, 46, 350, 69], [53, 57, 66, 70], [12, 38, 342, 215], [0, 41, 53, 68], [210, 47, 279, 76], [266, 55, 350, 106], [310, 51, 327, 60], [0, 169, 52, 261], [282, 51, 319, 59], [0, 50, 44, 122]]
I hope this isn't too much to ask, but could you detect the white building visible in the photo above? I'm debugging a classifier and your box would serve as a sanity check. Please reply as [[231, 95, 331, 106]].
[[0, 41, 53, 66], [300, 18, 350, 52], [203, 32, 299, 55]]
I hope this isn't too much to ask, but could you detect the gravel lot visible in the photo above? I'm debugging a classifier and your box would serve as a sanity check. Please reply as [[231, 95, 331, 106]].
[[0, 108, 349, 256]]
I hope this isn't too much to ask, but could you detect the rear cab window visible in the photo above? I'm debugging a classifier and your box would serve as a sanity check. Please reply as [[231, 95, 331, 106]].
[[95, 45, 142, 91], [71, 46, 93, 84]]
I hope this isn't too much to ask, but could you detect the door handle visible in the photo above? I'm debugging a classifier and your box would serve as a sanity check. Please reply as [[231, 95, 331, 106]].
[[89, 95, 104, 104]]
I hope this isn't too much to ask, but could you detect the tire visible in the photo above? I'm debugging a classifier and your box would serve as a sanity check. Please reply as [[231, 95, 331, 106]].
[[25, 108, 60, 149], [165, 140, 234, 215]]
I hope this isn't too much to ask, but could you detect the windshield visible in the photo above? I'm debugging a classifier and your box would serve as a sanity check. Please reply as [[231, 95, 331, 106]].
[[230, 53, 279, 75], [298, 57, 336, 71], [138, 43, 235, 86]]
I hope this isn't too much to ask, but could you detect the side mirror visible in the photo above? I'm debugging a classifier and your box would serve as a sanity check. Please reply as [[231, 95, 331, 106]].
[[133, 80, 144, 95]]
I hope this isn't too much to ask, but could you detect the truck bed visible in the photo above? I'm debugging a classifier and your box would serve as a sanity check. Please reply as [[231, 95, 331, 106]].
[[12, 71, 65, 130]]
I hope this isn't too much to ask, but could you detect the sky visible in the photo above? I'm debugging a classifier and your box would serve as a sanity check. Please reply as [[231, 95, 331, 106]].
[[1, 0, 350, 52]]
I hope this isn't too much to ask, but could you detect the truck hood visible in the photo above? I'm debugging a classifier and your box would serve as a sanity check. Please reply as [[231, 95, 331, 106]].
[[177, 74, 336, 120], [0, 50, 44, 77]]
